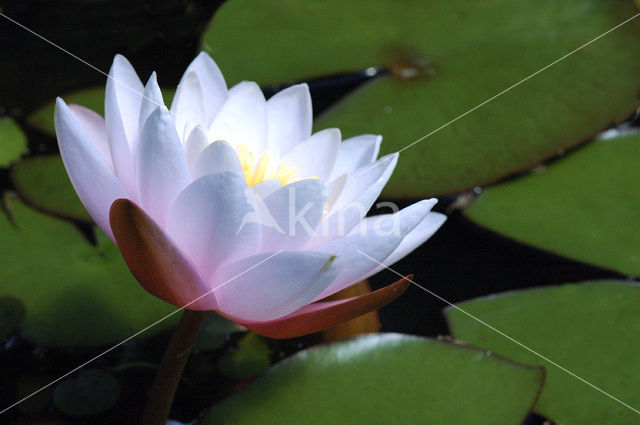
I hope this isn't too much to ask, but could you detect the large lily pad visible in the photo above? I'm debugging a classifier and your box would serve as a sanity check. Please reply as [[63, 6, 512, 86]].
[[0, 118, 27, 167], [0, 197, 177, 347], [11, 155, 91, 221], [446, 280, 640, 425], [200, 333, 543, 425], [465, 133, 640, 277], [202, 0, 640, 197]]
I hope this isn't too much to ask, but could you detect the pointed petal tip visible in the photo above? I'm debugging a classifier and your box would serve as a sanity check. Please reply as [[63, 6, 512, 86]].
[[232, 274, 412, 339]]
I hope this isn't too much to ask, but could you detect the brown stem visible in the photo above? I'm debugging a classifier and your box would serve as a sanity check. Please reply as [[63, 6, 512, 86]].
[[142, 309, 208, 425]]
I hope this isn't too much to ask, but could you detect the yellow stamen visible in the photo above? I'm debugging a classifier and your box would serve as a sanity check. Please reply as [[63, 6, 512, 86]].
[[235, 144, 300, 186]]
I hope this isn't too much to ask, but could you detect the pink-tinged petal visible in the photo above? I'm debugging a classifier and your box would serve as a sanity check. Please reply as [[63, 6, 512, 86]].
[[105, 54, 144, 196], [55, 98, 128, 241], [183, 52, 228, 125], [184, 126, 210, 167], [320, 153, 398, 241], [170, 70, 206, 140], [261, 179, 327, 250], [267, 83, 312, 154], [138, 72, 165, 133], [312, 199, 436, 300], [232, 275, 411, 338], [330, 134, 382, 180], [68, 104, 113, 170], [282, 128, 341, 181], [109, 199, 216, 310], [191, 140, 244, 180], [208, 82, 267, 153], [212, 251, 341, 322], [370, 212, 447, 275], [167, 172, 262, 279], [136, 107, 191, 227]]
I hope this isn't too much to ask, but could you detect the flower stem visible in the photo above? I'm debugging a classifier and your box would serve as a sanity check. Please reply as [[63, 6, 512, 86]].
[[142, 309, 208, 425]]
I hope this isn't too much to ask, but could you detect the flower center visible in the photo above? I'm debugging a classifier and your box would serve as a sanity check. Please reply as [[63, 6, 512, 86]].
[[236, 144, 299, 186]]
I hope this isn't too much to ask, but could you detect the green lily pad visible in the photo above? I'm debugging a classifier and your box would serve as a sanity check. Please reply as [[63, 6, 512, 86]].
[[27, 87, 175, 137], [202, 0, 640, 197], [53, 369, 120, 416], [0, 197, 177, 347], [11, 155, 91, 221], [0, 296, 26, 340], [0, 118, 27, 167], [465, 133, 640, 277], [446, 280, 640, 425], [200, 333, 543, 425], [217, 332, 271, 379]]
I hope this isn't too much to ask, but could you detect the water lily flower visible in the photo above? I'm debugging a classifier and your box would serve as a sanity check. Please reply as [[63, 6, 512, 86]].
[[54, 52, 446, 338]]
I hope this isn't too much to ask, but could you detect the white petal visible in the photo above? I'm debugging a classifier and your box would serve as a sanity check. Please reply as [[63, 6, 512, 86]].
[[208, 81, 267, 153], [55, 98, 128, 240], [171, 70, 206, 140], [68, 104, 113, 170], [167, 172, 262, 279], [184, 126, 210, 166], [212, 251, 341, 321], [138, 72, 165, 133], [191, 140, 244, 180], [267, 83, 312, 154], [183, 52, 228, 125], [136, 107, 191, 227], [330, 134, 381, 180], [311, 199, 436, 300], [105, 54, 144, 196], [320, 153, 398, 241], [282, 128, 341, 181], [251, 179, 282, 200], [370, 212, 447, 275], [261, 179, 327, 250]]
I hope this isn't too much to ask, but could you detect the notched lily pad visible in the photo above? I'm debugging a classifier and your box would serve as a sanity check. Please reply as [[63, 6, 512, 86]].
[[53, 369, 120, 416], [200, 333, 544, 425], [446, 280, 640, 425], [464, 133, 640, 277], [202, 0, 640, 197], [11, 155, 91, 221]]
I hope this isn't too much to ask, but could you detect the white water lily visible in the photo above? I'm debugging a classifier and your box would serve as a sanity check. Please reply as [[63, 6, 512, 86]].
[[54, 52, 445, 336]]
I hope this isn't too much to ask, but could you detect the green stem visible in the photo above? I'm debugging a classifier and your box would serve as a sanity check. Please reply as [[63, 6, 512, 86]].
[[142, 309, 207, 425]]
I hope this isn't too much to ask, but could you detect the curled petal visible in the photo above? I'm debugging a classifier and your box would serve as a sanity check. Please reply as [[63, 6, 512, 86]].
[[233, 275, 411, 338], [109, 199, 216, 310]]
